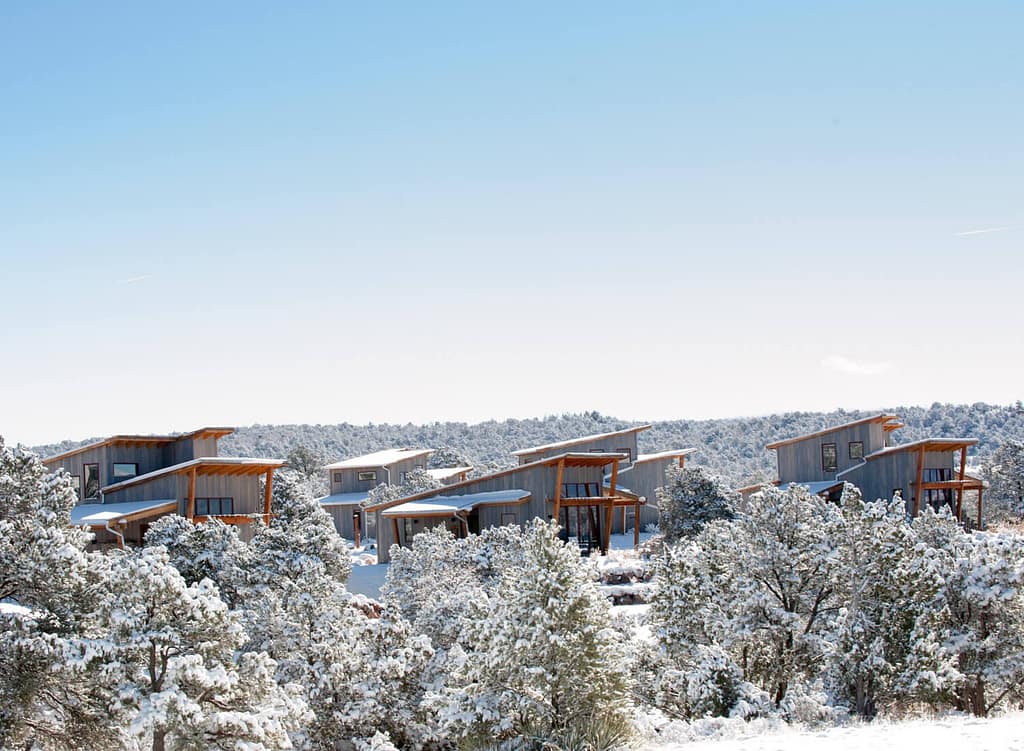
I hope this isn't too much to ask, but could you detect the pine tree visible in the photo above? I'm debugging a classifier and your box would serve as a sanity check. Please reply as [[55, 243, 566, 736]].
[[655, 466, 736, 542], [444, 519, 631, 748]]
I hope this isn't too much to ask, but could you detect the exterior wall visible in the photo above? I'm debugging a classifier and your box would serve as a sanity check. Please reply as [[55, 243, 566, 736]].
[[776, 422, 886, 483], [328, 455, 429, 495], [324, 504, 363, 540], [626, 457, 681, 529], [44, 445, 110, 503], [516, 433, 640, 466], [103, 475, 179, 504], [841, 450, 955, 513]]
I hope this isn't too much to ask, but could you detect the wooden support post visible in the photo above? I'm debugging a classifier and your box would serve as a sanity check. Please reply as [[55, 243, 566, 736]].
[[603, 502, 613, 554], [609, 459, 619, 497], [633, 499, 641, 549], [391, 518, 401, 550], [354, 512, 361, 549], [679, 455, 685, 469], [977, 488, 983, 529], [187, 466, 197, 520], [621, 506, 626, 534], [913, 448, 925, 516], [263, 469, 274, 526], [552, 458, 565, 521], [957, 446, 967, 521]]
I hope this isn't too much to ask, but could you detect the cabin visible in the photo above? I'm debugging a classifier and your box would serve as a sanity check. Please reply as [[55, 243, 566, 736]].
[[315, 448, 471, 544], [41, 427, 286, 547], [743, 414, 986, 525], [369, 426, 697, 562]]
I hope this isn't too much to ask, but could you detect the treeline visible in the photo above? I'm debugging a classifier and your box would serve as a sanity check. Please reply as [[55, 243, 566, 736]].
[[31, 402, 1024, 487]]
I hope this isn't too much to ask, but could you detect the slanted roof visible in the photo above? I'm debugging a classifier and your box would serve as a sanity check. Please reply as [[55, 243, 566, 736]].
[[534, 451, 630, 468], [382, 489, 531, 518], [634, 448, 697, 464], [43, 427, 235, 464], [511, 425, 652, 457], [780, 480, 845, 496], [765, 414, 902, 450], [316, 492, 370, 508], [425, 466, 473, 481], [324, 448, 433, 470], [102, 457, 286, 494], [863, 438, 978, 459], [70, 499, 177, 527]]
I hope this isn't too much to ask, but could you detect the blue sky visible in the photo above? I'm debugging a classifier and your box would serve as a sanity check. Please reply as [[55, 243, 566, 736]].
[[1, 2, 1021, 445]]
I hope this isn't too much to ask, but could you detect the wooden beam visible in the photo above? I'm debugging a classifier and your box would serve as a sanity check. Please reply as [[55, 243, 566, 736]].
[[679, 455, 686, 469], [957, 446, 967, 521], [552, 458, 565, 521], [187, 466, 197, 520], [609, 459, 619, 497], [391, 517, 401, 550], [913, 447, 924, 516], [263, 468, 274, 525], [353, 511, 361, 549], [977, 487, 983, 529], [633, 498, 641, 549]]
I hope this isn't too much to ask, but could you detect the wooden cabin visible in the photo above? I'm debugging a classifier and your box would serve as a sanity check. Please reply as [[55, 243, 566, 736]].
[[42, 427, 285, 547], [368, 451, 640, 563], [315, 448, 472, 544], [743, 414, 985, 525]]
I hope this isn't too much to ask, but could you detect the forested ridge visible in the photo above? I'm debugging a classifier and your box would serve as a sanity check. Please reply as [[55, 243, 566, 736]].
[[30, 402, 1024, 487]]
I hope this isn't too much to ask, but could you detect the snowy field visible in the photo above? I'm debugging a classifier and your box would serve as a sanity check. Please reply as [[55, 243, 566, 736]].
[[639, 713, 1024, 751]]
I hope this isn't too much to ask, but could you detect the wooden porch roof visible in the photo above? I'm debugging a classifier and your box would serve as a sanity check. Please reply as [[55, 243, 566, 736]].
[[101, 457, 286, 494]]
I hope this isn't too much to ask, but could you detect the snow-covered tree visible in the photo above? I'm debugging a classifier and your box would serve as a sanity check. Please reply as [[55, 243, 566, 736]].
[[651, 484, 842, 707], [655, 466, 736, 542], [0, 439, 115, 750], [428, 447, 470, 470], [73, 546, 306, 751], [984, 441, 1024, 519], [144, 515, 252, 609], [914, 508, 1024, 716], [827, 486, 955, 716], [443, 519, 631, 748]]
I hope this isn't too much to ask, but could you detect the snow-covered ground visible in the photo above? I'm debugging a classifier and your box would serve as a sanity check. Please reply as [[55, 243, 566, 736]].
[[347, 562, 389, 598], [638, 712, 1024, 751]]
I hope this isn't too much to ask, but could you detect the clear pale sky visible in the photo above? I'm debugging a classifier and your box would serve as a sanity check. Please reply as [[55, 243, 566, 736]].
[[1, 2, 1021, 446]]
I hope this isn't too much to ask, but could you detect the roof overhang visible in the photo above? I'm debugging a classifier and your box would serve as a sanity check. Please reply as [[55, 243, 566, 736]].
[[511, 425, 652, 457], [43, 426, 235, 464], [324, 448, 433, 470], [864, 438, 979, 459], [382, 490, 531, 518], [534, 451, 630, 468], [70, 499, 177, 527], [766, 414, 902, 450]]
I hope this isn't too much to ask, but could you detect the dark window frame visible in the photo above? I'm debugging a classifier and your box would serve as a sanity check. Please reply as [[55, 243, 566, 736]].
[[616, 447, 634, 462], [194, 497, 234, 516], [83, 463, 100, 501], [332, 471, 343, 484], [357, 471, 377, 483], [112, 462, 138, 479], [849, 441, 864, 460], [821, 443, 838, 473]]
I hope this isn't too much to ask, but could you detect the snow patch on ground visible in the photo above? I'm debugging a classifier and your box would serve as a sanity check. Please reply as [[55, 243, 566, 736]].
[[347, 563, 389, 599], [636, 711, 1024, 751]]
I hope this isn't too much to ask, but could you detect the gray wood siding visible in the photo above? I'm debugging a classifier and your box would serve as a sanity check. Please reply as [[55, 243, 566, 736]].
[[776, 423, 886, 482], [45, 445, 110, 501], [325, 504, 363, 540], [625, 458, 679, 529], [841, 449, 955, 512]]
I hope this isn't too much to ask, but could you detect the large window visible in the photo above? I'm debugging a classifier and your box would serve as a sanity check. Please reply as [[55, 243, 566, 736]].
[[849, 441, 864, 460], [821, 443, 838, 473], [83, 463, 100, 501], [195, 497, 235, 516], [333, 471, 344, 483], [617, 447, 634, 462], [112, 462, 138, 479], [922, 468, 954, 511], [357, 471, 377, 483]]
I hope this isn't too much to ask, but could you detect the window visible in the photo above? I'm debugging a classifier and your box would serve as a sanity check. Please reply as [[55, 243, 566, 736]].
[[849, 442, 864, 460], [83, 463, 100, 501], [922, 468, 954, 512], [399, 471, 408, 483], [194, 498, 234, 516], [501, 512, 518, 526], [357, 471, 377, 483], [112, 462, 138, 479], [821, 443, 838, 473], [616, 447, 633, 462], [333, 472, 343, 483]]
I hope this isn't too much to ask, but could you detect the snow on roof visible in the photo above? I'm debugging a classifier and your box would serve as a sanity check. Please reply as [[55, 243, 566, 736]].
[[511, 426, 652, 456], [69, 499, 177, 526], [382, 489, 531, 517], [316, 492, 370, 507], [779, 480, 845, 496], [102, 457, 286, 493], [425, 466, 473, 481], [324, 448, 433, 470], [863, 438, 979, 459], [634, 448, 697, 464]]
